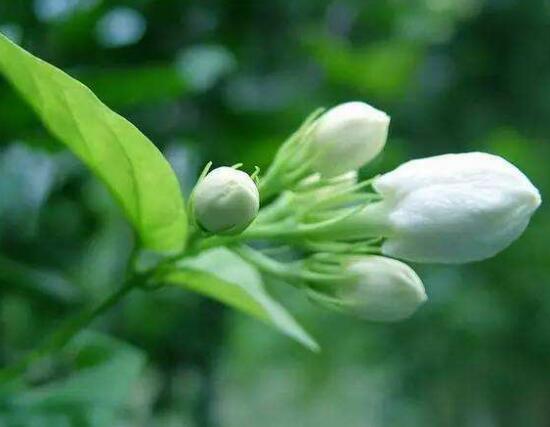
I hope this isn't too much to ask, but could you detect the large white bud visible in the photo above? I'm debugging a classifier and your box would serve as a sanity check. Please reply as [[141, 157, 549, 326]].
[[311, 101, 390, 178], [369, 152, 542, 263], [309, 256, 427, 322], [193, 167, 260, 234]]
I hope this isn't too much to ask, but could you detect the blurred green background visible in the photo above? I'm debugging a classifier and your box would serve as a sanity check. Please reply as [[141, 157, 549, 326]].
[[1, 0, 549, 426]]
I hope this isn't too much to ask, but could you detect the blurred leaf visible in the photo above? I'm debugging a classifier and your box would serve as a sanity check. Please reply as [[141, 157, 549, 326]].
[[0, 33, 187, 253], [163, 248, 319, 352], [0, 256, 80, 306], [0, 333, 145, 427], [95, 7, 147, 49], [308, 36, 422, 99], [82, 65, 188, 108], [176, 44, 236, 92], [0, 65, 187, 141], [0, 144, 58, 238], [483, 127, 548, 191]]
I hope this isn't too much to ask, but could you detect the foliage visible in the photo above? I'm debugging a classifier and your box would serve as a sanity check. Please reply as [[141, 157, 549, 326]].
[[0, 33, 187, 253], [0, 333, 145, 427], [0, 1, 549, 426]]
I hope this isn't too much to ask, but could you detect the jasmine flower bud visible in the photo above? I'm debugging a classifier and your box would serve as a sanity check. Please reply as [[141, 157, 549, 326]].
[[311, 101, 390, 178], [309, 256, 426, 322], [193, 166, 260, 235], [370, 152, 541, 263]]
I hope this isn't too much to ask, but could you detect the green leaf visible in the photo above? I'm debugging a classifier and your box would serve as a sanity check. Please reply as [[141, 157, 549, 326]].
[[0, 33, 187, 253], [163, 248, 320, 352], [0, 333, 146, 427]]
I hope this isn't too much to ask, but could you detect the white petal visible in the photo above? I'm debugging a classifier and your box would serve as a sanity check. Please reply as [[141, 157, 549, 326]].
[[382, 183, 540, 263], [374, 152, 537, 200], [312, 101, 390, 178]]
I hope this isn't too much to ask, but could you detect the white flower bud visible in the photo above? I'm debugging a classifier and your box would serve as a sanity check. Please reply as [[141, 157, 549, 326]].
[[193, 166, 260, 234], [311, 101, 390, 178], [370, 152, 542, 263], [309, 256, 427, 322]]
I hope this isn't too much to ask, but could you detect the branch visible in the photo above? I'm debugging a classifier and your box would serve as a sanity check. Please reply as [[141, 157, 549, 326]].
[[0, 274, 142, 383]]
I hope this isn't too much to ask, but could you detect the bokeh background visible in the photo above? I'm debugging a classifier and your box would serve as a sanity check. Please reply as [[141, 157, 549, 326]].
[[1, 0, 549, 426]]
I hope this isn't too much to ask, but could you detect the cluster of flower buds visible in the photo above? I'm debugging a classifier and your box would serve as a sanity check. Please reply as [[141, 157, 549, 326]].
[[190, 101, 541, 322]]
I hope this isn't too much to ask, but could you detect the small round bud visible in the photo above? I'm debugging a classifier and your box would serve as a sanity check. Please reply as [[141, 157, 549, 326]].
[[193, 166, 260, 234], [309, 256, 426, 322], [311, 101, 390, 178]]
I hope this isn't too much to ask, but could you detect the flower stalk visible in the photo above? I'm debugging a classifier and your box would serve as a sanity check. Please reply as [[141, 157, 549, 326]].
[[0, 272, 146, 383], [5, 99, 542, 375]]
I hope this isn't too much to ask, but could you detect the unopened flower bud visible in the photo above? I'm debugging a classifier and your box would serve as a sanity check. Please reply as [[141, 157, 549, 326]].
[[309, 256, 426, 322], [368, 152, 541, 263], [311, 101, 390, 178], [193, 166, 260, 234]]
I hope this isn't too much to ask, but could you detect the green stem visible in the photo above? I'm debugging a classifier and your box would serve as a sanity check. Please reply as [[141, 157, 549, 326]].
[[233, 245, 350, 286], [301, 202, 391, 241], [0, 274, 143, 383], [233, 245, 301, 283], [254, 194, 292, 225], [258, 108, 323, 201], [258, 168, 283, 201], [190, 234, 240, 253], [242, 205, 366, 241]]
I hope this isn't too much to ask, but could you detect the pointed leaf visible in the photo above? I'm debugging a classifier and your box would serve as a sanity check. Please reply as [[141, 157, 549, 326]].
[[163, 248, 319, 351], [0, 34, 187, 252]]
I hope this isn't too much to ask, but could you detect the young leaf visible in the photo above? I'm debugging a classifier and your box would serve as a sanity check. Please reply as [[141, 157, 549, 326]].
[[0, 33, 187, 253], [162, 248, 320, 351]]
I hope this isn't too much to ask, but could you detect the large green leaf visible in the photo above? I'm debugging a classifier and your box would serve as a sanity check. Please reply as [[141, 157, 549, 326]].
[[163, 248, 319, 351], [0, 34, 187, 253]]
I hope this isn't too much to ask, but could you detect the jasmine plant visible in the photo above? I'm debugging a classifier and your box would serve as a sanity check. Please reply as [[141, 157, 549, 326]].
[[0, 32, 541, 381]]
